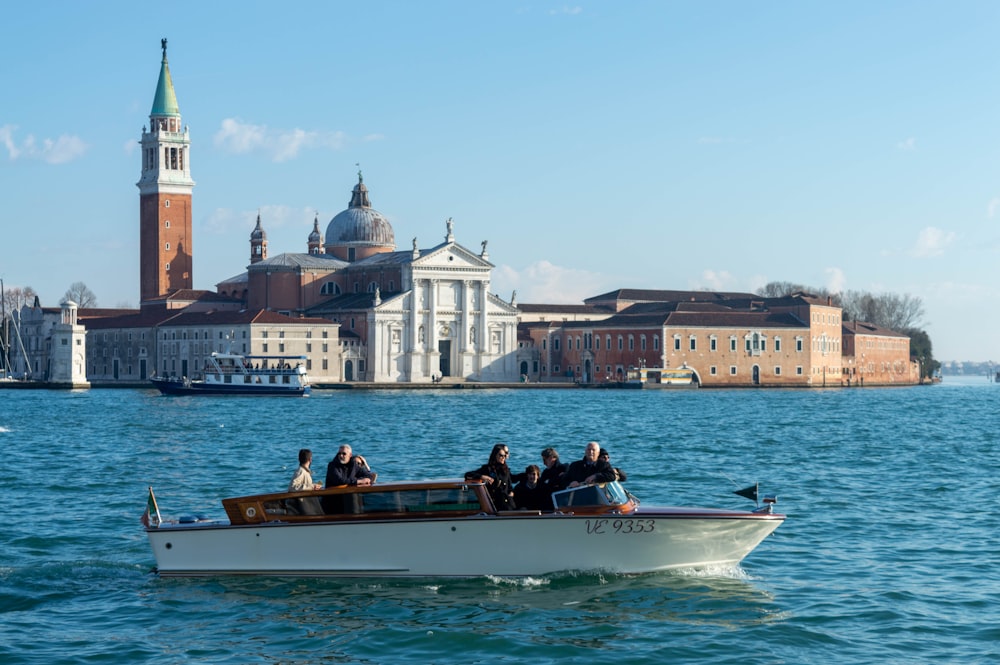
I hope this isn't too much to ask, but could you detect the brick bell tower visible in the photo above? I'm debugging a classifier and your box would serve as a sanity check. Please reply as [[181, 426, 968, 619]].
[[137, 38, 195, 304]]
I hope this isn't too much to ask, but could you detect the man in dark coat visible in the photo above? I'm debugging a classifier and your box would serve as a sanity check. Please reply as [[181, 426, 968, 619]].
[[324, 444, 375, 487], [562, 441, 617, 488], [599, 448, 627, 482]]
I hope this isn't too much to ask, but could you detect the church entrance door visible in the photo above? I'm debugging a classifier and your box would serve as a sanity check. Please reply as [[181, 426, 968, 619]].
[[438, 340, 451, 377], [345, 360, 354, 381]]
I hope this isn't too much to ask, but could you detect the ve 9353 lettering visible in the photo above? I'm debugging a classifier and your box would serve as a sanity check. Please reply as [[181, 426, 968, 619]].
[[585, 518, 656, 535]]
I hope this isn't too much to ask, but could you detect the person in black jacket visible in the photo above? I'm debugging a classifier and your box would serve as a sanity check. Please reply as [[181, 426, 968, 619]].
[[513, 464, 548, 511], [599, 448, 627, 482], [465, 443, 516, 510], [562, 441, 617, 488], [324, 444, 374, 488], [539, 447, 567, 496]]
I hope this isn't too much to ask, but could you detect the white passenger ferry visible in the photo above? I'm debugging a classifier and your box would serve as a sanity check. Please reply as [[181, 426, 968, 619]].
[[150, 351, 310, 396]]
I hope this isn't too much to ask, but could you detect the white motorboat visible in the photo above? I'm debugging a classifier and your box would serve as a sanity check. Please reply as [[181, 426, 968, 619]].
[[143, 480, 784, 577]]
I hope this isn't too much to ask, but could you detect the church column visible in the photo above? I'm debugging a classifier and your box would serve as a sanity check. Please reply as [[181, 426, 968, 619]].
[[408, 280, 422, 380], [429, 279, 441, 375], [479, 280, 490, 357], [461, 280, 472, 354]]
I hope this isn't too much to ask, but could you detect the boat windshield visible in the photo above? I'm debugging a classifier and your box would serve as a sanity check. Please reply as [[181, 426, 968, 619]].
[[551, 481, 629, 510]]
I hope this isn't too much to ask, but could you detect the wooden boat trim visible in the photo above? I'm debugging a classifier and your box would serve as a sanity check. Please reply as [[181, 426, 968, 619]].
[[219, 479, 639, 525]]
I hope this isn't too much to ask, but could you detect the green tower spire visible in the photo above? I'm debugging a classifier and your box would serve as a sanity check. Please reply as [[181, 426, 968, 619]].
[[150, 38, 180, 117]]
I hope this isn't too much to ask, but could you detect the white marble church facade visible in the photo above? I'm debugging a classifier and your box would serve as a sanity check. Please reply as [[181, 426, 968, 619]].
[[367, 239, 520, 382]]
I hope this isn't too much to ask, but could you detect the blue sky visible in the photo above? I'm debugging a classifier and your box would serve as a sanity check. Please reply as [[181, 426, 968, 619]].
[[2, 1, 999, 362]]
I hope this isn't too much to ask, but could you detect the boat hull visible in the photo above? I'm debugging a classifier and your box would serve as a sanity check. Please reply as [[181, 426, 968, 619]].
[[147, 507, 783, 577], [150, 378, 309, 396]]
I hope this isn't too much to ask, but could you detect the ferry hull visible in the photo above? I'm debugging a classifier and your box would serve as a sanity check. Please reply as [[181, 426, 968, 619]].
[[150, 378, 309, 396], [147, 508, 783, 577]]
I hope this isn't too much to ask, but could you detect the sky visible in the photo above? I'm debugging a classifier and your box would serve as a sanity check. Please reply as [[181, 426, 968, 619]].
[[2, 1, 999, 362]]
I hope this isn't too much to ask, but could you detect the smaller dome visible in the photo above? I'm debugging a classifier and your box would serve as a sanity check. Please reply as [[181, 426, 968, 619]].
[[308, 216, 322, 243], [324, 173, 395, 254]]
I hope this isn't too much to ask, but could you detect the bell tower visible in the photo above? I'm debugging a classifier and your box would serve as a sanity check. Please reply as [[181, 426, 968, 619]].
[[137, 38, 195, 305], [250, 213, 268, 264]]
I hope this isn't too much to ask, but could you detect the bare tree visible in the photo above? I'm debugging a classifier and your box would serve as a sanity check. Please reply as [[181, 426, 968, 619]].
[[841, 290, 924, 330], [756, 281, 841, 306], [64, 282, 98, 308], [2, 285, 38, 313]]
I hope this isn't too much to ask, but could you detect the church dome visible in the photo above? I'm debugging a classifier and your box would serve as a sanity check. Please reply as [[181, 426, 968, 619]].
[[324, 173, 395, 257]]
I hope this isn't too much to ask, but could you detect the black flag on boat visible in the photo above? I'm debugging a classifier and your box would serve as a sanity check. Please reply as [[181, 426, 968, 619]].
[[734, 483, 758, 503]]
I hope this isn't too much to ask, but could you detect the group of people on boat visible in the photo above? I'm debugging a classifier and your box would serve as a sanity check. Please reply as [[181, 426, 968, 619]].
[[464, 440, 626, 511], [286, 440, 624, 512]]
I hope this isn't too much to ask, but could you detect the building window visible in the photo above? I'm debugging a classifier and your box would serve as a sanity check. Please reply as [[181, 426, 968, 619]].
[[710, 336, 717, 352], [775, 366, 782, 376], [689, 336, 697, 351], [730, 337, 737, 352], [640, 335, 646, 351], [796, 366, 803, 375], [730, 366, 738, 375], [653, 335, 659, 350], [775, 337, 782, 352], [674, 336, 681, 351], [165, 220, 170, 228], [165, 263, 170, 271], [796, 338, 804, 352], [164, 200, 170, 208], [595, 336, 601, 351], [617, 336, 623, 351], [628, 336, 634, 351], [710, 366, 717, 375]]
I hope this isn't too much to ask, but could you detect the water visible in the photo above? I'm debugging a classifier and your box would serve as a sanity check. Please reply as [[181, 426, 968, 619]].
[[1, 380, 998, 663]]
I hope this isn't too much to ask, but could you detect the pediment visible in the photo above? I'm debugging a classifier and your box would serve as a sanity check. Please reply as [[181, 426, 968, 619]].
[[411, 243, 492, 270]]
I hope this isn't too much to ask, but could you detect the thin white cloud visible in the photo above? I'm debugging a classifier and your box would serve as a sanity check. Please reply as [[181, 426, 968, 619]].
[[695, 269, 737, 291], [909, 226, 955, 258], [549, 6, 583, 15], [213, 118, 346, 162], [825, 267, 847, 294], [0, 124, 88, 164], [493, 260, 612, 304], [988, 197, 1000, 218], [896, 137, 916, 151]]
